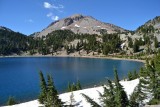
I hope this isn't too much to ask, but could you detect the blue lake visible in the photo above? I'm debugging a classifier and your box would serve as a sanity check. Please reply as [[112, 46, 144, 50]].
[[0, 57, 144, 105]]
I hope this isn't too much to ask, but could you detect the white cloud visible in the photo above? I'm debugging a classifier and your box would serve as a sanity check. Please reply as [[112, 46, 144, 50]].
[[51, 16, 59, 21], [46, 12, 59, 21], [44, 2, 53, 9], [47, 12, 53, 17], [43, 2, 64, 10]]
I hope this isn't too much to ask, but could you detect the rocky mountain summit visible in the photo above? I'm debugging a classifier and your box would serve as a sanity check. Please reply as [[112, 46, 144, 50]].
[[36, 14, 126, 37]]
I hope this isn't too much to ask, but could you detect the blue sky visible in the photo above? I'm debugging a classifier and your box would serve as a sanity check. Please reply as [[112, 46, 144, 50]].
[[0, 0, 160, 35]]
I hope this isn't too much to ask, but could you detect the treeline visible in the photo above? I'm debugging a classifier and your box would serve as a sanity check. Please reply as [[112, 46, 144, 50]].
[[1, 28, 159, 56], [0, 29, 33, 55], [0, 29, 122, 56], [33, 30, 122, 55]]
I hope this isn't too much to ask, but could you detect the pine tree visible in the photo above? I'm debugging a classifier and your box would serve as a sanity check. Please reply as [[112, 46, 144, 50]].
[[67, 82, 71, 92], [129, 91, 139, 107], [133, 39, 139, 53], [38, 71, 63, 107], [102, 79, 115, 107], [76, 80, 82, 90], [128, 71, 133, 80], [154, 36, 159, 48], [46, 74, 62, 107], [38, 71, 47, 104], [114, 68, 129, 107]]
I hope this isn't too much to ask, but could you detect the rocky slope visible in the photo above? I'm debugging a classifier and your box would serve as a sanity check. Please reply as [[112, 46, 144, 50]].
[[36, 14, 126, 37]]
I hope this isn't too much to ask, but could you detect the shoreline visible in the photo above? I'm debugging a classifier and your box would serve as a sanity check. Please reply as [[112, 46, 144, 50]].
[[0, 54, 145, 63]]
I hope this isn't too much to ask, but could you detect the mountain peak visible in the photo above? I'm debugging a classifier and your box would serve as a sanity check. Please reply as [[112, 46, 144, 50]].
[[36, 14, 126, 37], [70, 14, 84, 18]]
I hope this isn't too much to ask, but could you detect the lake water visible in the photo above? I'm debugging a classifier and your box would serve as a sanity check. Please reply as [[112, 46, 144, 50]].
[[0, 57, 144, 105]]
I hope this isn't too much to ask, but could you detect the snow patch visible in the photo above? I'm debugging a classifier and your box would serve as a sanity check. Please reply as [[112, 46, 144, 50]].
[[121, 43, 125, 49], [61, 26, 66, 29], [75, 24, 80, 27]]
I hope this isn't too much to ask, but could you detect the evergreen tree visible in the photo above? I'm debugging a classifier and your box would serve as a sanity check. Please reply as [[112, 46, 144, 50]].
[[38, 71, 63, 107], [129, 91, 139, 107], [128, 71, 133, 80], [133, 39, 139, 53], [154, 36, 159, 48], [114, 68, 129, 107], [102, 79, 115, 107], [38, 71, 47, 104], [6, 96, 17, 105], [76, 80, 82, 90], [46, 75, 62, 107], [67, 82, 71, 92]]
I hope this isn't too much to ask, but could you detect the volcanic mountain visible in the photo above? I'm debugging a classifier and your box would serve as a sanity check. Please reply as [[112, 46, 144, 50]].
[[36, 14, 127, 37]]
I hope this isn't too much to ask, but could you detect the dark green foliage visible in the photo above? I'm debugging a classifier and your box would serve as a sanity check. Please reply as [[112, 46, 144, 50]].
[[114, 68, 129, 107], [137, 25, 155, 34], [133, 39, 139, 53], [0, 29, 32, 55], [154, 36, 159, 48], [39, 71, 47, 104], [46, 75, 62, 107], [38, 71, 63, 107], [128, 70, 138, 80], [148, 98, 160, 105], [67, 80, 82, 92], [46, 30, 75, 51], [81, 93, 101, 107], [6, 96, 17, 105], [102, 33, 121, 54], [128, 37, 133, 48], [129, 92, 139, 107], [76, 80, 82, 90], [137, 54, 160, 105], [102, 80, 116, 107], [83, 68, 129, 107], [128, 71, 133, 80]]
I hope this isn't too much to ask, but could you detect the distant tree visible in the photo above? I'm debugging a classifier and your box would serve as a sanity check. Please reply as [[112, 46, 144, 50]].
[[67, 82, 71, 92], [128, 37, 133, 48], [128, 71, 133, 80], [67, 80, 82, 92], [6, 96, 17, 105], [133, 39, 139, 53], [76, 80, 82, 90], [154, 36, 159, 48]]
